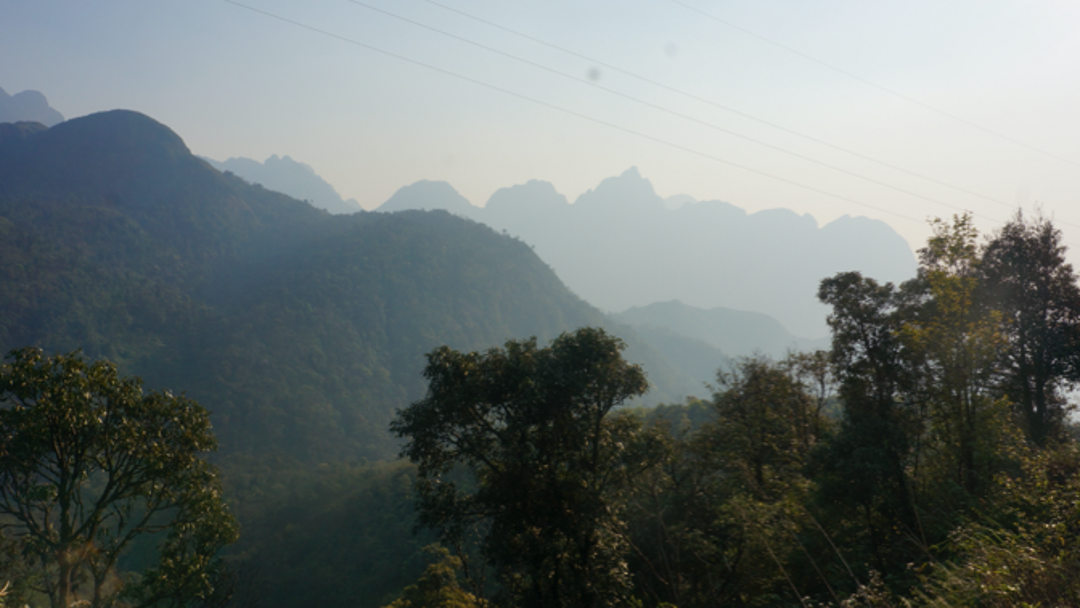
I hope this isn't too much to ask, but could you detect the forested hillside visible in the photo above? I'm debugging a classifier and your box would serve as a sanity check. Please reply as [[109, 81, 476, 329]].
[[0, 109, 698, 463], [6, 109, 1079, 608]]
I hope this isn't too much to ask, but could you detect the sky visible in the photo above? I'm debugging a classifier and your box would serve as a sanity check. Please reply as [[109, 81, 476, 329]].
[[4, 0, 1080, 259]]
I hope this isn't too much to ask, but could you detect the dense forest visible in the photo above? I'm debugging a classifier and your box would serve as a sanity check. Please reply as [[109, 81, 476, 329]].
[[385, 212, 1080, 607], [2, 110, 1079, 606], [0, 111, 699, 606]]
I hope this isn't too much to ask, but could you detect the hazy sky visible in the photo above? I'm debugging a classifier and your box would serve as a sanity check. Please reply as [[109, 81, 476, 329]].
[[4, 0, 1080, 259]]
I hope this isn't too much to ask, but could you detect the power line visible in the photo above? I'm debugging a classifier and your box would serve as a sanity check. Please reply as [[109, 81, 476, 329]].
[[348, 0, 1027, 222], [418, 0, 1022, 214], [408, 0, 1080, 242], [225, 1, 1080, 253], [223, 0, 940, 227], [669, 0, 1080, 170]]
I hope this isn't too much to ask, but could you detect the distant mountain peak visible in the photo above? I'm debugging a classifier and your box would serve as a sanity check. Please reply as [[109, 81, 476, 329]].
[[485, 180, 567, 215], [201, 153, 362, 215], [0, 86, 65, 127], [574, 166, 664, 210], [378, 180, 477, 217], [264, 154, 316, 175]]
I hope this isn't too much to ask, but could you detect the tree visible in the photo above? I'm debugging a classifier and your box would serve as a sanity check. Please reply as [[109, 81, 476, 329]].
[[391, 328, 649, 608], [980, 211, 1080, 446], [694, 356, 829, 605], [382, 545, 485, 608], [812, 215, 1040, 592], [711, 356, 827, 498], [902, 214, 1010, 499], [618, 356, 833, 608], [0, 348, 239, 608], [816, 271, 921, 576]]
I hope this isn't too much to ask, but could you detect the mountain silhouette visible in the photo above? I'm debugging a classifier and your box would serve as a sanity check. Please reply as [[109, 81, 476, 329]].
[[0, 110, 700, 462], [0, 86, 64, 126], [370, 168, 917, 337], [203, 154, 363, 215], [614, 300, 829, 361], [377, 179, 480, 218]]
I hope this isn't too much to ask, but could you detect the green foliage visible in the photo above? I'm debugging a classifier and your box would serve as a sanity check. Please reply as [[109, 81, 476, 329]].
[[0, 348, 238, 608], [915, 444, 1080, 606], [218, 456, 432, 608], [808, 214, 1080, 602], [622, 354, 832, 607], [393, 328, 650, 607], [979, 211, 1080, 446], [8, 112, 1080, 607], [711, 356, 828, 498], [382, 545, 485, 608], [904, 214, 1011, 499], [636, 397, 714, 434]]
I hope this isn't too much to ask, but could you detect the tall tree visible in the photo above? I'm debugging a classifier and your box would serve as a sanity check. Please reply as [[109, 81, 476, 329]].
[[391, 328, 649, 608], [902, 214, 1009, 499], [0, 348, 238, 608], [816, 271, 920, 574], [980, 211, 1080, 446]]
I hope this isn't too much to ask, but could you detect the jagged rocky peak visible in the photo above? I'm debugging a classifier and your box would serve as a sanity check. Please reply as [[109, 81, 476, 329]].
[[574, 166, 665, 211]]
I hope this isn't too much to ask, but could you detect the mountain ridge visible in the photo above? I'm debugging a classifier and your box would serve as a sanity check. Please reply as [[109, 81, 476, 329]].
[[0, 86, 64, 126], [0, 111, 701, 462], [202, 154, 363, 215], [373, 172, 917, 337]]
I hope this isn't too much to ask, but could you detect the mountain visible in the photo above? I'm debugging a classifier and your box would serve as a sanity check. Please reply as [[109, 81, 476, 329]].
[[202, 154, 363, 215], [0, 86, 64, 126], [378, 179, 480, 218], [0, 110, 699, 463], [621, 323, 729, 389], [373, 167, 918, 337], [614, 300, 830, 361]]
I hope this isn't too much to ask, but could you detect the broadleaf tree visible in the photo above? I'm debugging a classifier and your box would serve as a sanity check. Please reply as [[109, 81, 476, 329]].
[[0, 348, 239, 608], [979, 211, 1080, 446], [391, 327, 650, 608]]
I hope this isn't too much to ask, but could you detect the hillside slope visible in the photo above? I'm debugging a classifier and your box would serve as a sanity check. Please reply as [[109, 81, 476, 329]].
[[614, 300, 830, 360], [202, 154, 363, 215], [0, 110, 698, 461]]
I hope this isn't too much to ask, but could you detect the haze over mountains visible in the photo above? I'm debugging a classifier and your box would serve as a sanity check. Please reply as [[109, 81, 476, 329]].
[[207, 152, 918, 338], [0, 101, 926, 608], [615, 300, 830, 358], [202, 154, 363, 215], [0, 101, 920, 438], [376, 168, 918, 337], [194, 148, 918, 338], [0, 109, 706, 461], [0, 86, 64, 126]]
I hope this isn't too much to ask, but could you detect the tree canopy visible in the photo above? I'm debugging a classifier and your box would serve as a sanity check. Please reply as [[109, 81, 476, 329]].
[[392, 327, 650, 607], [0, 348, 238, 608]]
